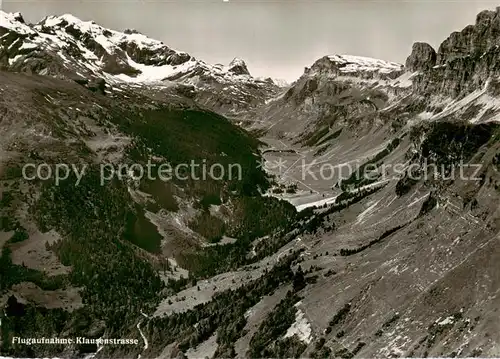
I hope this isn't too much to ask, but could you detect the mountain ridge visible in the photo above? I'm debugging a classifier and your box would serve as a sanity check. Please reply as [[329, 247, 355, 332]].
[[0, 11, 272, 85]]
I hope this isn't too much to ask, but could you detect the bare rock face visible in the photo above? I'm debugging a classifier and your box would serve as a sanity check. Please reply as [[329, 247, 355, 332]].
[[117, 40, 192, 67], [408, 7, 500, 98], [167, 52, 192, 66], [123, 28, 141, 35], [228, 58, 250, 75], [405, 42, 436, 72], [12, 12, 25, 24], [436, 9, 498, 65]]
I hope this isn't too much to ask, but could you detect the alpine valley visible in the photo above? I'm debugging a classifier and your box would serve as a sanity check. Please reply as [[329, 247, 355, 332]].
[[1, 8, 500, 359]]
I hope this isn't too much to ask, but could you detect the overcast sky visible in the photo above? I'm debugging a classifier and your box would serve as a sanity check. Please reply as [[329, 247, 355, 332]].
[[3, 0, 498, 81]]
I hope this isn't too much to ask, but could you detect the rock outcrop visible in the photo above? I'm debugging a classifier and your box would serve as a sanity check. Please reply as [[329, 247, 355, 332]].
[[405, 42, 436, 72], [227, 57, 250, 75]]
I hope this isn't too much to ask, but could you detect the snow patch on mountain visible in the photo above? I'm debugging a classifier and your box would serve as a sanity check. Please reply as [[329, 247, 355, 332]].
[[0, 11, 33, 34], [271, 78, 290, 87], [415, 78, 500, 124], [386, 71, 417, 88], [112, 54, 197, 83], [1, 11, 274, 90], [36, 13, 175, 55], [328, 54, 403, 74], [227, 57, 250, 75]]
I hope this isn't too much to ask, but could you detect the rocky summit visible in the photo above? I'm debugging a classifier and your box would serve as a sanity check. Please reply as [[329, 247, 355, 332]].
[[1, 6, 500, 359]]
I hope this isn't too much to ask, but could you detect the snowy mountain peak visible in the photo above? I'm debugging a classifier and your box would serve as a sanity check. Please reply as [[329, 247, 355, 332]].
[[11, 12, 25, 24], [35, 13, 171, 55], [228, 57, 250, 75], [0, 10, 33, 34], [0, 11, 279, 116], [0, 11, 274, 89], [40, 13, 88, 27], [0, 10, 21, 22], [271, 78, 289, 87], [327, 54, 403, 74]]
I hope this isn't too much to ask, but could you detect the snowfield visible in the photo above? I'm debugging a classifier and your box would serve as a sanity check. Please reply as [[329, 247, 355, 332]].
[[0, 11, 270, 87], [327, 54, 403, 74]]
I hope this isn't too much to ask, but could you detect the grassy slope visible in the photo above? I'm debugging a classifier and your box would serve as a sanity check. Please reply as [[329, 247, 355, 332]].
[[0, 74, 298, 357]]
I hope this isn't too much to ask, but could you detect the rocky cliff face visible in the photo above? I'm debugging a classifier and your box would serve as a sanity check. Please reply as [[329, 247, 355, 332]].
[[255, 54, 409, 142], [227, 57, 250, 75], [257, 8, 500, 142], [246, 9, 500, 358], [406, 7, 500, 99], [405, 42, 437, 72]]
